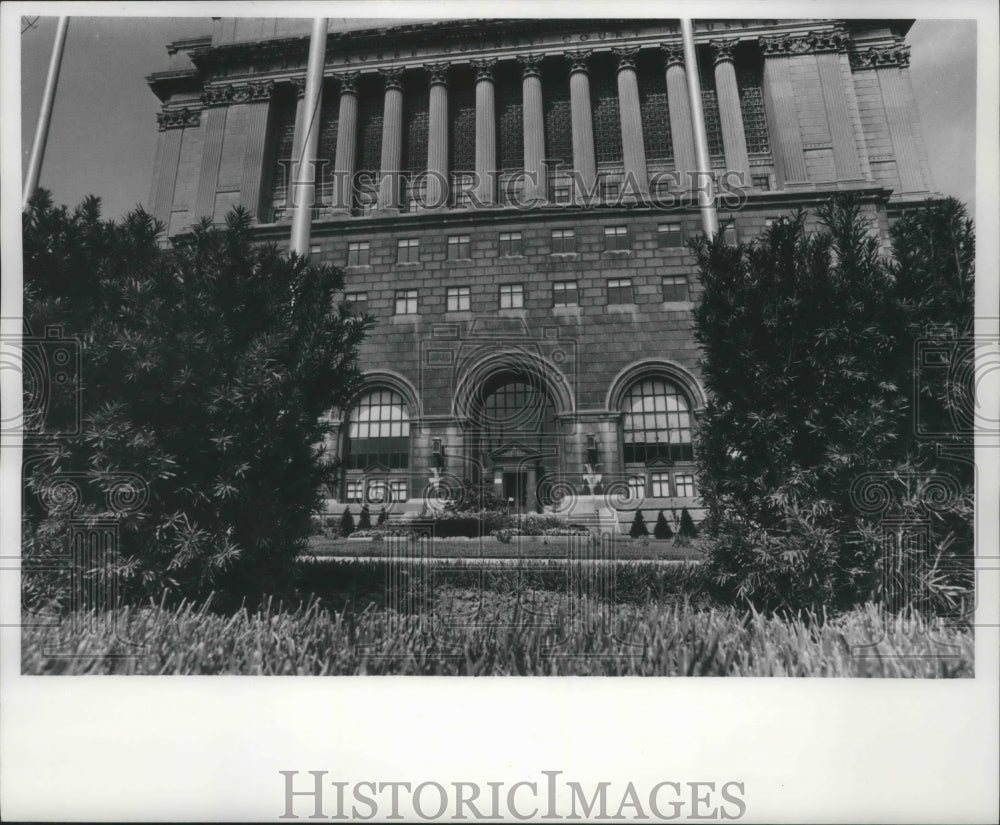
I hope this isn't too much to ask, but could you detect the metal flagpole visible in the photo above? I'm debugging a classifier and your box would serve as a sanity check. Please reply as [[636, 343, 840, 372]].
[[22, 16, 69, 209], [680, 18, 719, 239], [289, 18, 329, 256]]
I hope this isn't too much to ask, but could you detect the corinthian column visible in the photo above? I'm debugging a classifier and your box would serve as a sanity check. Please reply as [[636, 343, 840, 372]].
[[518, 54, 547, 204], [710, 39, 751, 189], [662, 43, 696, 190], [565, 49, 597, 200], [472, 58, 497, 206], [377, 67, 404, 213], [613, 46, 649, 199], [424, 62, 450, 208], [331, 72, 359, 213]]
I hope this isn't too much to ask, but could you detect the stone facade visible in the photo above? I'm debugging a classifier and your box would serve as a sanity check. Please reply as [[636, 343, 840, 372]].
[[147, 18, 934, 526]]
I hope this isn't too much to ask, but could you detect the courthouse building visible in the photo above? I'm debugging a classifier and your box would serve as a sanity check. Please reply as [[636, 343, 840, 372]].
[[146, 17, 935, 524]]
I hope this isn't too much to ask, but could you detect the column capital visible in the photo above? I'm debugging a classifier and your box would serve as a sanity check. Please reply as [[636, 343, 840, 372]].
[[471, 58, 497, 82], [661, 42, 685, 68], [333, 70, 360, 95], [612, 46, 640, 72], [849, 43, 910, 69], [424, 61, 450, 86], [290, 76, 307, 98], [518, 53, 544, 79], [564, 49, 593, 74], [760, 28, 850, 57], [156, 106, 200, 131], [709, 38, 739, 65], [379, 66, 405, 91]]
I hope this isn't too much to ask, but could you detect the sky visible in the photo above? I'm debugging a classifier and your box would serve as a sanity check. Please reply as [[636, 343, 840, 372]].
[[18, 15, 978, 221]]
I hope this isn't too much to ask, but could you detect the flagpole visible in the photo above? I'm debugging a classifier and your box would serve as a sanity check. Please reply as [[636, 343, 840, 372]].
[[23, 16, 69, 209], [290, 17, 328, 257], [681, 18, 719, 239]]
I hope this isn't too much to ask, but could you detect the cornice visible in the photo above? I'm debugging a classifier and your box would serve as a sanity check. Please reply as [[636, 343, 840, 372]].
[[200, 79, 275, 107], [759, 27, 850, 56], [156, 107, 201, 130]]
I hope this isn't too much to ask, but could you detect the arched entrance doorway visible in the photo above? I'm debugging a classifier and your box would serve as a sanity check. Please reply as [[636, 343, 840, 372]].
[[468, 371, 559, 512]]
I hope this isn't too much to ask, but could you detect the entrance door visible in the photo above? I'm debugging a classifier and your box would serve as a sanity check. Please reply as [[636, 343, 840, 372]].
[[502, 471, 528, 509]]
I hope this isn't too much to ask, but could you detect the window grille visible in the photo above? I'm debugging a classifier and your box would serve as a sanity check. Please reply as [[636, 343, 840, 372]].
[[498, 231, 523, 257], [552, 281, 579, 306], [638, 55, 673, 162], [591, 55, 623, 165], [449, 67, 476, 172], [264, 92, 298, 221], [447, 235, 471, 259], [496, 66, 524, 171], [607, 278, 634, 304], [447, 286, 471, 312], [621, 379, 694, 463], [543, 66, 572, 166], [737, 65, 771, 155], [346, 389, 411, 470], [499, 284, 524, 309], [394, 289, 418, 315], [404, 86, 429, 175], [551, 228, 576, 254], [661, 276, 689, 302]]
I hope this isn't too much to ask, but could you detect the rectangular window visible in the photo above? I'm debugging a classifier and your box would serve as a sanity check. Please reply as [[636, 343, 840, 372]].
[[607, 278, 634, 305], [499, 283, 524, 309], [552, 280, 579, 307], [446, 286, 471, 312], [657, 223, 683, 249], [498, 231, 523, 257], [604, 225, 630, 251], [650, 472, 671, 497], [551, 228, 576, 254], [752, 174, 771, 191], [447, 234, 471, 259], [345, 480, 363, 503], [394, 289, 418, 315], [397, 238, 420, 263], [389, 480, 407, 502], [345, 291, 368, 312], [661, 276, 689, 302], [675, 474, 696, 498], [628, 475, 646, 500], [347, 241, 370, 267]]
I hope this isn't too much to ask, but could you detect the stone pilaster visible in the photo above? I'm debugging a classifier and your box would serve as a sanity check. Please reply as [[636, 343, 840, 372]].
[[150, 109, 194, 227], [710, 39, 751, 188], [472, 58, 497, 206], [662, 44, 697, 190], [759, 36, 808, 185], [565, 49, 597, 200], [852, 44, 926, 193], [194, 96, 227, 221], [424, 63, 450, 209], [518, 54, 547, 204], [613, 47, 650, 199], [286, 77, 307, 209], [331, 71, 359, 213], [237, 81, 275, 220], [377, 67, 405, 213]]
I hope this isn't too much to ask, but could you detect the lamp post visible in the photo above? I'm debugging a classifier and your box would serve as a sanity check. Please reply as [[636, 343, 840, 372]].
[[22, 16, 69, 209], [680, 18, 719, 239]]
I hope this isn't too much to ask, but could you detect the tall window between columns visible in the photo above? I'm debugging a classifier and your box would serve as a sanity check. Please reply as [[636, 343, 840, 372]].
[[316, 83, 340, 215], [263, 84, 298, 223], [697, 47, 725, 161], [735, 47, 771, 155], [403, 74, 429, 212], [542, 60, 572, 203], [448, 65, 476, 207], [355, 74, 384, 216], [590, 52, 624, 166], [637, 49, 673, 164], [495, 61, 524, 206]]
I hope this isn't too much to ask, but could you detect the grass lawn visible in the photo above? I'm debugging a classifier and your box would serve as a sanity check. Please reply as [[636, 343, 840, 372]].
[[22, 559, 973, 676], [306, 534, 708, 561]]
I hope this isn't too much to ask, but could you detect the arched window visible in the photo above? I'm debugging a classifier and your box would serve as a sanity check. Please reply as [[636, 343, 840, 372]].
[[621, 378, 693, 463], [478, 378, 556, 454], [346, 389, 410, 470]]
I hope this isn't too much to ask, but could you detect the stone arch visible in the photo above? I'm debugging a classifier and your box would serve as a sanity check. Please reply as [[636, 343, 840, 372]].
[[605, 359, 706, 414]]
